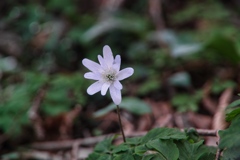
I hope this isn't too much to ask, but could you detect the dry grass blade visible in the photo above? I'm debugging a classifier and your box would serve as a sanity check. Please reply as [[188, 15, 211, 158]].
[[212, 88, 233, 130]]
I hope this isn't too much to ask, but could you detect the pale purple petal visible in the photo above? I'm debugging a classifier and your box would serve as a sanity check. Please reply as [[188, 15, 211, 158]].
[[112, 55, 121, 72], [87, 81, 103, 95], [109, 85, 122, 105], [113, 80, 123, 90], [98, 55, 108, 70], [101, 82, 111, 95], [117, 67, 134, 81], [84, 72, 101, 80], [103, 45, 114, 67], [82, 58, 101, 72], [114, 55, 121, 63]]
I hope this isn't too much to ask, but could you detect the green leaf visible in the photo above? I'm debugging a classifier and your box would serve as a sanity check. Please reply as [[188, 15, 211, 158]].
[[146, 139, 179, 160], [81, 17, 147, 43], [176, 140, 208, 160], [226, 107, 240, 122], [211, 79, 236, 94], [132, 155, 142, 160], [137, 78, 161, 96], [168, 72, 191, 87], [206, 34, 240, 64], [199, 146, 217, 160], [126, 137, 142, 146], [94, 137, 114, 153], [185, 128, 202, 143], [171, 91, 202, 112], [113, 150, 135, 160], [87, 153, 113, 160], [171, 43, 203, 57], [227, 99, 240, 109], [112, 143, 129, 154], [221, 147, 240, 160], [141, 128, 187, 143], [1, 152, 19, 159], [93, 97, 151, 117], [142, 154, 166, 160], [134, 145, 148, 156], [219, 116, 240, 149]]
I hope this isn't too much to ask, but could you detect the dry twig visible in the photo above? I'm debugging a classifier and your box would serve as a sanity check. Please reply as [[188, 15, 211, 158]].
[[212, 88, 232, 130], [202, 81, 217, 114], [31, 128, 217, 151], [215, 148, 223, 160], [212, 88, 233, 159], [71, 141, 81, 160], [28, 85, 48, 140], [149, 0, 165, 30]]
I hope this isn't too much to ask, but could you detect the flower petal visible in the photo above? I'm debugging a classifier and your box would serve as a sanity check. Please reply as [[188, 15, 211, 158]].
[[84, 72, 101, 80], [117, 67, 134, 81], [82, 58, 101, 72], [87, 81, 103, 95], [109, 85, 122, 105], [98, 55, 108, 70], [112, 55, 121, 72], [103, 45, 114, 67], [101, 82, 111, 95], [113, 80, 123, 90]]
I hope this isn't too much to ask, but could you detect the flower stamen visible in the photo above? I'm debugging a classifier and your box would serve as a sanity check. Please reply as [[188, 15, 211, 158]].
[[106, 74, 115, 81], [105, 73, 116, 82]]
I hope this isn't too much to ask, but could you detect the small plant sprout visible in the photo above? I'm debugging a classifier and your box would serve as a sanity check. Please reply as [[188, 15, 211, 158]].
[[82, 45, 134, 142]]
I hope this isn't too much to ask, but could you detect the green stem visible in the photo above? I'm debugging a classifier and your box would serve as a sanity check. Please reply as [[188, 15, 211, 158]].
[[116, 105, 126, 142]]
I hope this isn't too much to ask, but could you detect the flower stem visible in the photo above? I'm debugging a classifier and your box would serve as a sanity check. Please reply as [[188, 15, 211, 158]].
[[116, 105, 126, 142]]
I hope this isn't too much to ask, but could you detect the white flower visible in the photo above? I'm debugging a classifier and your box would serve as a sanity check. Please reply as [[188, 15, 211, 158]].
[[82, 45, 134, 105]]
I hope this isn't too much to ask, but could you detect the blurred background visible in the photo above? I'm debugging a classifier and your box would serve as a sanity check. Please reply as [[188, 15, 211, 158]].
[[0, 0, 240, 158]]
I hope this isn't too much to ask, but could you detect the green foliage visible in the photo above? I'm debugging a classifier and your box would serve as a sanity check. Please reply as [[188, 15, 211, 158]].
[[1, 152, 19, 159], [185, 128, 202, 143], [146, 139, 179, 160], [218, 95, 240, 159], [41, 73, 88, 115], [226, 99, 240, 109], [81, 16, 148, 44], [137, 78, 161, 96], [219, 116, 240, 159], [1, 1, 240, 158], [93, 97, 152, 118], [210, 79, 236, 95], [206, 34, 240, 64], [225, 95, 240, 122], [46, 0, 77, 18], [0, 72, 88, 135], [176, 140, 216, 160], [0, 72, 48, 135], [168, 72, 191, 87], [225, 108, 240, 122], [141, 128, 186, 143], [171, 1, 230, 24], [171, 91, 203, 112], [87, 128, 216, 160]]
